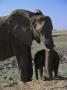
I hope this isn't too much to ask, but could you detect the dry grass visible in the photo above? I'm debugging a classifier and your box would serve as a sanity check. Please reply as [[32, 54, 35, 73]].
[[1, 80, 67, 90], [52, 30, 67, 36]]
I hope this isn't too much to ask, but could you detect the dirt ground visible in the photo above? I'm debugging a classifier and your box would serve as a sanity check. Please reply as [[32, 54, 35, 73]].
[[1, 80, 67, 90]]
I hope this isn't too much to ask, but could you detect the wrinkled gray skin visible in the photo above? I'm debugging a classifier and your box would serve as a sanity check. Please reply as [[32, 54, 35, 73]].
[[0, 9, 54, 82], [34, 49, 59, 80]]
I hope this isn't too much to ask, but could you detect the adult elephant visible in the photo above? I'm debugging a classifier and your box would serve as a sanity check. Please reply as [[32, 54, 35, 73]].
[[0, 9, 54, 82]]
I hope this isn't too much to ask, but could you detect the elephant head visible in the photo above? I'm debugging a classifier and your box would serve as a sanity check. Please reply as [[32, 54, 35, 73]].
[[5, 9, 54, 49], [31, 13, 54, 49]]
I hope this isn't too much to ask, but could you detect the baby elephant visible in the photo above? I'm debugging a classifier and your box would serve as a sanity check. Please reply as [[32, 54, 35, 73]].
[[34, 49, 60, 80]]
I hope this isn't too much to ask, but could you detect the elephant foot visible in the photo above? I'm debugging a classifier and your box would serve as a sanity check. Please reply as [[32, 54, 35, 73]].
[[21, 74, 32, 82], [42, 76, 52, 81], [53, 76, 65, 80], [21, 78, 32, 82]]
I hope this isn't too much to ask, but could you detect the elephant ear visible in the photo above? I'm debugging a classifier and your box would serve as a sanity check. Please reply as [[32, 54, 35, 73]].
[[7, 10, 33, 46], [13, 24, 33, 46]]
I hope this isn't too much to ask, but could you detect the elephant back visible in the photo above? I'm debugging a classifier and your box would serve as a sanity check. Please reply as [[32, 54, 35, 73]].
[[0, 16, 8, 25]]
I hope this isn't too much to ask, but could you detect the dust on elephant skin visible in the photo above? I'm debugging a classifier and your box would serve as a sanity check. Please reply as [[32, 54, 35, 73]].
[[34, 49, 60, 80]]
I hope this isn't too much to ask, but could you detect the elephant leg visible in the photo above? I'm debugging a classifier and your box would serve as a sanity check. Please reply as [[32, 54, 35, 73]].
[[44, 49, 53, 80], [27, 47, 33, 81], [17, 56, 29, 82], [35, 66, 38, 80], [11, 36, 33, 82], [40, 67, 43, 80], [16, 46, 33, 82], [53, 51, 59, 77], [54, 67, 58, 77], [53, 60, 59, 77]]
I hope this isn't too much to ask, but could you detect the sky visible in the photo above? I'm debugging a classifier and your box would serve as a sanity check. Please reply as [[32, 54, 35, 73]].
[[0, 0, 67, 30]]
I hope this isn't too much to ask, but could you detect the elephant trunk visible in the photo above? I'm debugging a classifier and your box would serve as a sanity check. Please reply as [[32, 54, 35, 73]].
[[44, 37, 55, 49], [43, 49, 53, 80]]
